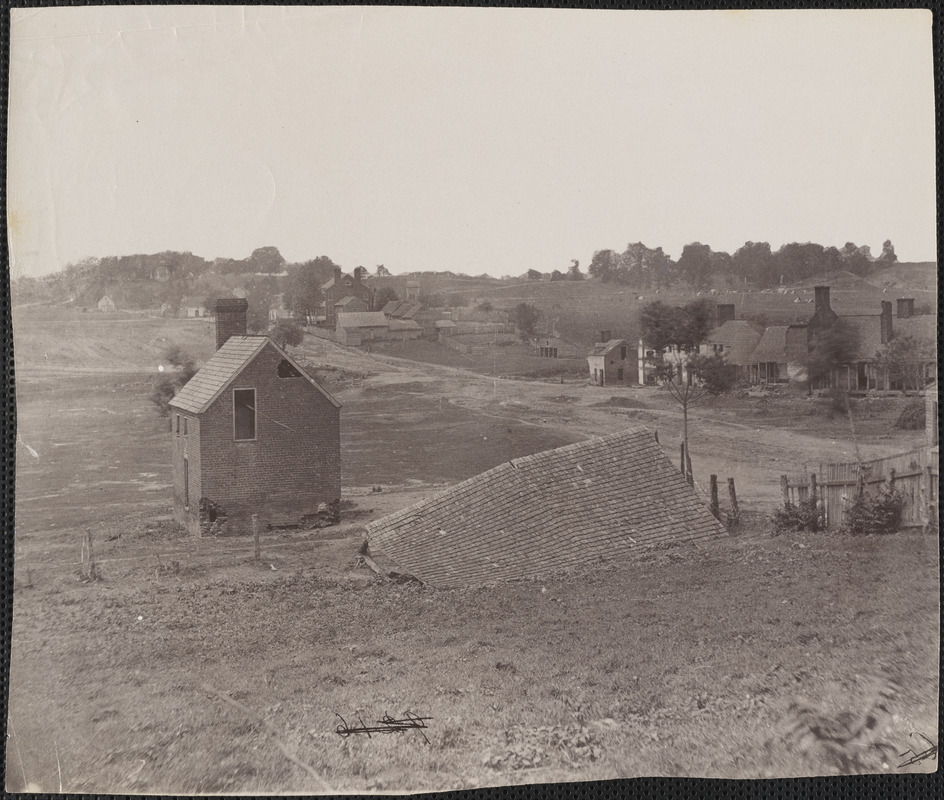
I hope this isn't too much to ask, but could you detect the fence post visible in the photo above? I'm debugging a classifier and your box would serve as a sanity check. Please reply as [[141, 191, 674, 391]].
[[252, 514, 260, 561], [780, 475, 789, 507], [727, 478, 740, 531], [888, 468, 896, 488], [709, 475, 720, 519], [680, 443, 685, 476]]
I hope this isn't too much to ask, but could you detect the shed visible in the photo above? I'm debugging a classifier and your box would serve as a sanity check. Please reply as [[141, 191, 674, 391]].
[[179, 296, 208, 318], [366, 427, 725, 588], [97, 295, 116, 313], [169, 299, 341, 536]]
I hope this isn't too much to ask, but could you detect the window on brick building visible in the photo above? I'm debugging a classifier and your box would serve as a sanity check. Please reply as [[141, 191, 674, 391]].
[[620, 346, 627, 360], [234, 389, 256, 441], [183, 417, 188, 435], [175, 415, 180, 436]]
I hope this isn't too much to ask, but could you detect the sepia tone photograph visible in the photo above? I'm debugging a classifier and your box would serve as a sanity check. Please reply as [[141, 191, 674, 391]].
[[5, 5, 939, 794]]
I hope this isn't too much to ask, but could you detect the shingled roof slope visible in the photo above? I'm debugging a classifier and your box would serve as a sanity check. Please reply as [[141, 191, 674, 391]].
[[169, 336, 339, 414], [589, 339, 628, 356], [706, 320, 764, 366], [747, 326, 789, 363], [366, 427, 725, 588], [336, 311, 389, 328]]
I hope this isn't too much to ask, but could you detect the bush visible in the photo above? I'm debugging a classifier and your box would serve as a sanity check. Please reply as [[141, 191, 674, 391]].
[[841, 487, 904, 535], [894, 399, 925, 430], [270, 319, 304, 349], [772, 496, 822, 534], [150, 346, 197, 416]]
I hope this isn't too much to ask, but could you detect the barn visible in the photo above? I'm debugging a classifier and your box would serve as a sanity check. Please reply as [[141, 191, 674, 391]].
[[168, 299, 341, 536], [365, 427, 726, 588]]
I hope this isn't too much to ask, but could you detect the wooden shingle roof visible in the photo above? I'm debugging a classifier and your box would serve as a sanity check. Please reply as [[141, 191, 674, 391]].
[[168, 336, 339, 414], [336, 311, 389, 329], [589, 339, 628, 357], [366, 427, 725, 588], [706, 320, 764, 366]]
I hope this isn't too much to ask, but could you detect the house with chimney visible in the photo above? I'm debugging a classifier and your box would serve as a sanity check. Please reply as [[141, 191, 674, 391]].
[[806, 287, 936, 391], [588, 332, 632, 386], [168, 298, 341, 536], [320, 268, 373, 328]]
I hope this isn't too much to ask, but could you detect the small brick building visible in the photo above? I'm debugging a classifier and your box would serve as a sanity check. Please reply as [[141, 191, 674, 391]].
[[587, 338, 632, 386], [169, 299, 341, 536], [321, 268, 372, 328]]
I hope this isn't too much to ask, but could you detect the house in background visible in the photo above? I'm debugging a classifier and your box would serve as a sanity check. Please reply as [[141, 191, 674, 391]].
[[335, 311, 390, 345], [168, 298, 341, 536], [742, 325, 809, 384], [697, 318, 764, 382], [179, 296, 208, 318], [588, 337, 632, 386], [536, 336, 581, 359], [97, 295, 116, 313], [321, 268, 372, 328]]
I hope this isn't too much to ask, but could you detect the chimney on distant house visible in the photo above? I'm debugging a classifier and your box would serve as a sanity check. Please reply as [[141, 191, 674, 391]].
[[213, 298, 248, 350], [333, 267, 343, 283], [599, 329, 612, 343], [896, 298, 915, 319], [814, 286, 832, 315], [716, 304, 736, 326], [880, 300, 893, 344]]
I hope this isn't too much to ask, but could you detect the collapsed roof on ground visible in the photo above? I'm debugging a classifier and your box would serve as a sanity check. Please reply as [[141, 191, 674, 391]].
[[366, 427, 726, 588]]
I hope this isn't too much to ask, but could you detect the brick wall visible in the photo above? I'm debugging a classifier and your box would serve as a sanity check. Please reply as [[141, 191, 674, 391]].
[[197, 344, 341, 534], [171, 412, 202, 535]]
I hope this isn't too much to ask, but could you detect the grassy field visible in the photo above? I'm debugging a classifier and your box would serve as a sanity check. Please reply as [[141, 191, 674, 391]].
[[8, 305, 938, 791]]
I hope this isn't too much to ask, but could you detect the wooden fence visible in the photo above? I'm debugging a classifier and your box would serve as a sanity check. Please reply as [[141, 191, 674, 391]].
[[782, 446, 938, 530]]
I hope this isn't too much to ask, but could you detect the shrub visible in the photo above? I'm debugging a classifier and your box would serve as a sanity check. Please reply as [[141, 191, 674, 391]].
[[270, 319, 304, 349], [841, 486, 904, 535], [150, 346, 197, 416], [772, 496, 822, 534], [894, 399, 925, 430]]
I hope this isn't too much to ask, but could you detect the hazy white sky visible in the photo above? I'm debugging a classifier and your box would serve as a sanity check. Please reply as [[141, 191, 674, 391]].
[[7, 6, 937, 278]]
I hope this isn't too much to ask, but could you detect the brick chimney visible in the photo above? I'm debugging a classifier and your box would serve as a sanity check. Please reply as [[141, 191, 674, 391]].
[[896, 298, 915, 319], [333, 267, 343, 283], [814, 286, 832, 315], [213, 298, 248, 349], [599, 329, 612, 343], [716, 304, 736, 326], [880, 300, 893, 344]]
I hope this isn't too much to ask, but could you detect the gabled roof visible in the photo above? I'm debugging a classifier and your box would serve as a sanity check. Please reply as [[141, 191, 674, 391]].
[[589, 339, 628, 357], [335, 295, 366, 308], [382, 300, 402, 315], [434, 319, 457, 329], [839, 315, 885, 361], [747, 326, 789, 364], [895, 314, 936, 342], [706, 320, 764, 365], [168, 336, 339, 415], [336, 311, 389, 329], [366, 427, 725, 589], [395, 300, 423, 319]]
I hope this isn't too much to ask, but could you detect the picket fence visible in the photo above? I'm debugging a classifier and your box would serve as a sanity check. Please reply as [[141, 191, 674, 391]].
[[782, 446, 938, 530]]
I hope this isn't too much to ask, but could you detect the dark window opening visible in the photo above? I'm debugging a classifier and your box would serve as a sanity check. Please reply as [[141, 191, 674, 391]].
[[175, 415, 180, 436], [183, 457, 189, 508], [234, 389, 256, 441], [278, 359, 302, 378], [183, 417, 188, 435], [620, 346, 627, 360]]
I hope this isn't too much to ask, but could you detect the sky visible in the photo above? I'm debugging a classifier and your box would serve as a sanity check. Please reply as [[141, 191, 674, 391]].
[[7, 6, 937, 278]]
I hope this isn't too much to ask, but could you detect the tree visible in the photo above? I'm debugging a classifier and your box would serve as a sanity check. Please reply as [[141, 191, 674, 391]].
[[732, 241, 775, 286], [587, 249, 620, 283], [874, 335, 934, 393], [640, 300, 729, 483], [808, 319, 861, 389], [375, 264, 391, 277], [477, 300, 494, 313], [372, 287, 399, 311], [150, 346, 198, 416], [353, 266, 369, 280], [284, 257, 339, 323], [676, 243, 715, 289], [524, 269, 543, 281], [245, 275, 279, 332], [567, 259, 584, 281], [249, 246, 286, 273], [550, 270, 566, 281], [269, 319, 304, 349], [878, 240, 898, 264], [513, 303, 540, 339]]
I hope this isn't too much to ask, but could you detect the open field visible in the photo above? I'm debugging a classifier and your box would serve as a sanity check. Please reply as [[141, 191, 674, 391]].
[[8, 305, 938, 790]]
